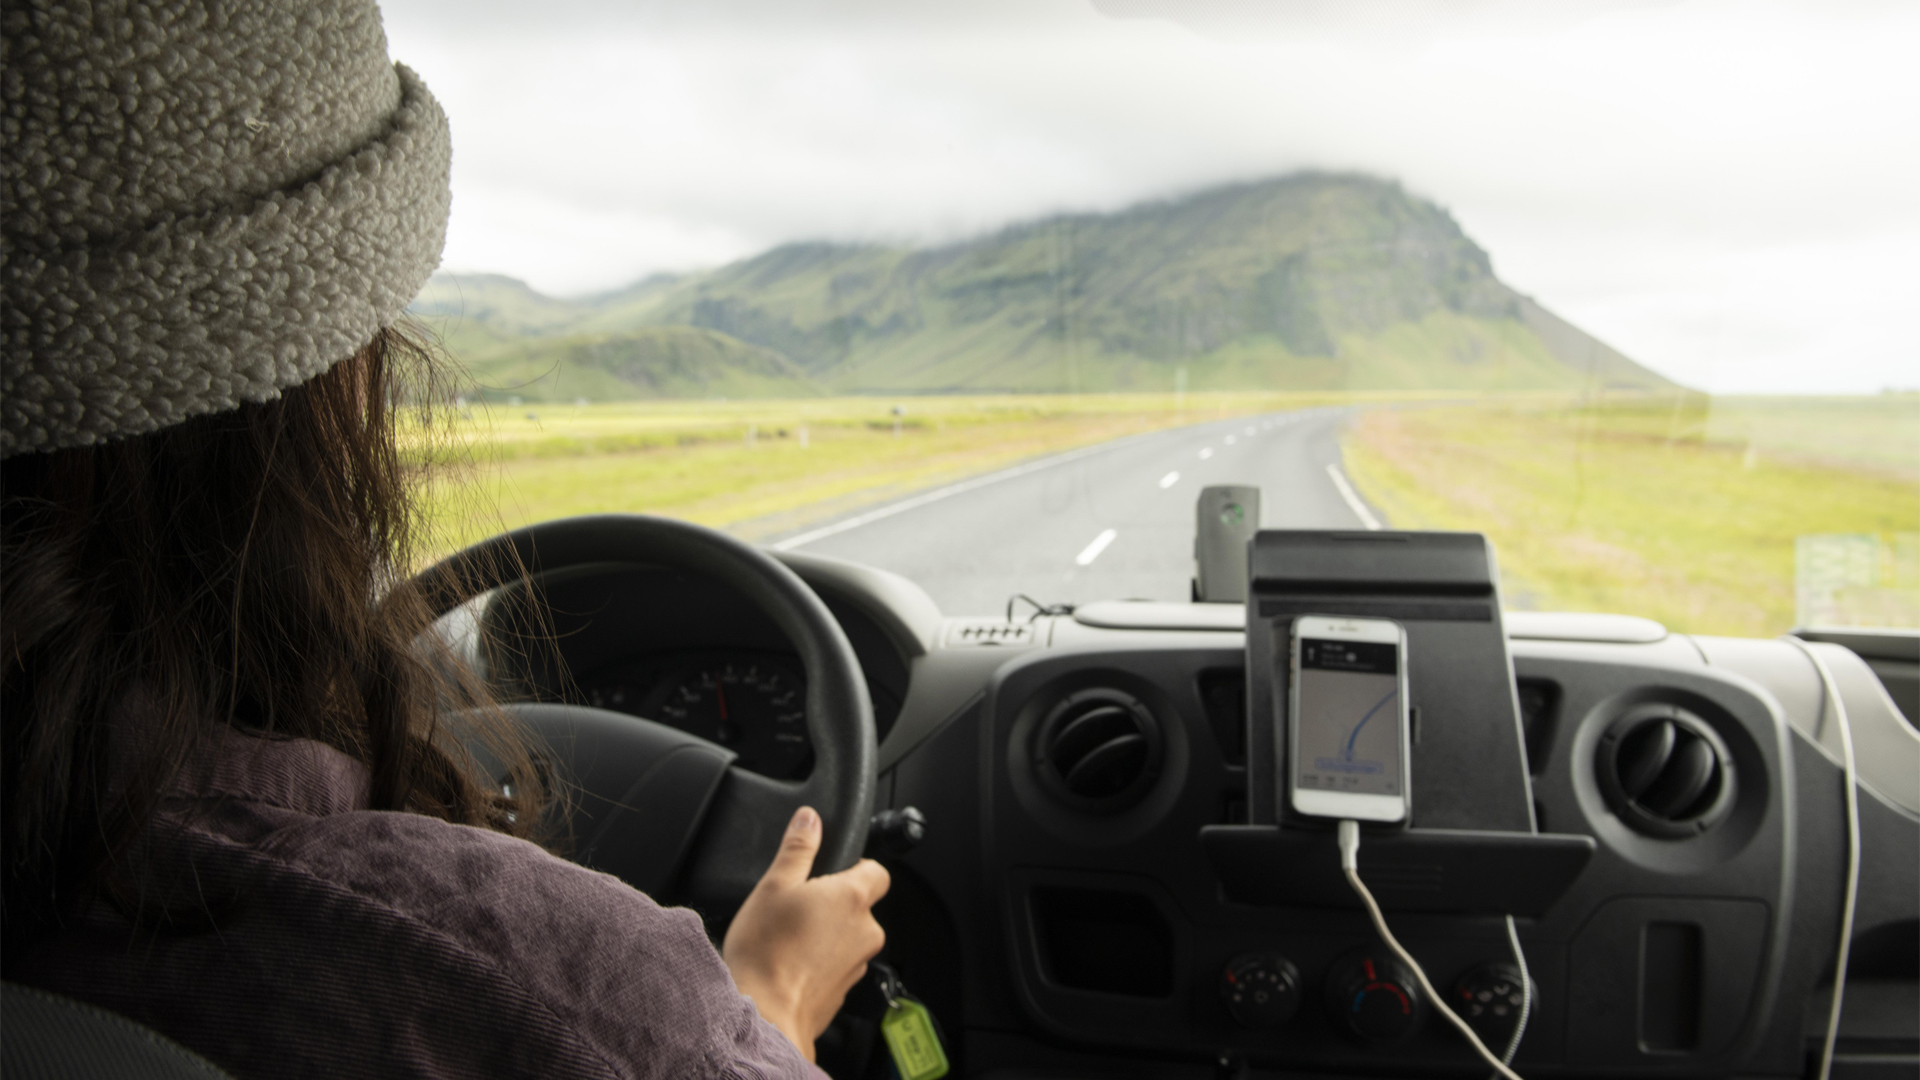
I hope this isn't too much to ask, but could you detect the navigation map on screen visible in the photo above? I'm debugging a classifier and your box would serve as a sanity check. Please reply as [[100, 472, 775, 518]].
[[1294, 638, 1402, 796]]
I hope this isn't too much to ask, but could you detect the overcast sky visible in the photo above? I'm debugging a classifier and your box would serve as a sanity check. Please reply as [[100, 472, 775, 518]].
[[380, 0, 1918, 395]]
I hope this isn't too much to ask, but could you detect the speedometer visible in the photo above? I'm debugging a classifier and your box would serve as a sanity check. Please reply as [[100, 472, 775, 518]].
[[637, 657, 812, 780]]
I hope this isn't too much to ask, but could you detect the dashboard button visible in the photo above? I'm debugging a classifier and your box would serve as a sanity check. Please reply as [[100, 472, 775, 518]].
[[1220, 953, 1302, 1029], [1451, 962, 1533, 1048]]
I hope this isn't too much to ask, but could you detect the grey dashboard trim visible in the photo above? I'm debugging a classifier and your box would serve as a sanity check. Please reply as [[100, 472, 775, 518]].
[[1796, 626, 1920, 725], [1048, 620, 1244, 652], [1073, 600, 1243, 631], [1070, 602, 1673, 643], [1504, 610, 1668, 643], [772, 549, 942, 659], [879, 649, 1016, 773], [1695, 635, 1920, 814]]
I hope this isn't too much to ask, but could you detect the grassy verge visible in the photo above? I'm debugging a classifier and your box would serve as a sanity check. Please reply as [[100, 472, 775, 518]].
[[414, 391, 1447, 558], [1341, 396, 1920, 637]]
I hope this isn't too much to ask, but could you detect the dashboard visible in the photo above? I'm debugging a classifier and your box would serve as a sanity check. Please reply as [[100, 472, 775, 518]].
[[460, 547, 1920, 1080]]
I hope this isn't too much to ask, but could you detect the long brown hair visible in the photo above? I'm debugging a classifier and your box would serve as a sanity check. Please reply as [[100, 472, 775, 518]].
[[0, 324, 543, 959]]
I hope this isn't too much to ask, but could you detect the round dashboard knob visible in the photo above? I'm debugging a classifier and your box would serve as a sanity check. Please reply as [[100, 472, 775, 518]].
[[1221, 953, 1302, 1029], [1452, 962, 1534, 1047], [1324, 949, 1425, 1043]]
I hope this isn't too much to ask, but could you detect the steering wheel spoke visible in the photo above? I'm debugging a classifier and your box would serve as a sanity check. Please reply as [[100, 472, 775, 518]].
[[680, 767, 813, 906], [500, 703, 739, 898]]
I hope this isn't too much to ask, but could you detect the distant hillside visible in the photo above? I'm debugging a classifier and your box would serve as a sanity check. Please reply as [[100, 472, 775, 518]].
[[413, 173, 1676, 399], [444, 325, 821, 403], [413, 273, 584, 332]]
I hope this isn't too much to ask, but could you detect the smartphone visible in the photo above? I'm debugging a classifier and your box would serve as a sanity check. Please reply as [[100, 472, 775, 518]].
[[1287, 615, 1411, 823]]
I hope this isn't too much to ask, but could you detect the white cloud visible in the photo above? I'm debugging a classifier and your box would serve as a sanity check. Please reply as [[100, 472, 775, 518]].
[[382, 0, 1920, 393]]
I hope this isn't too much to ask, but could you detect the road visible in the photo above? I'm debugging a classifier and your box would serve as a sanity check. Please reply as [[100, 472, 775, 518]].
[[772, 408, 1388, 616]]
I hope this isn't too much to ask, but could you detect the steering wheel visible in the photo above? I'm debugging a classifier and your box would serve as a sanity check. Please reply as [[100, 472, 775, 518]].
[[416, 514, 876, 908]]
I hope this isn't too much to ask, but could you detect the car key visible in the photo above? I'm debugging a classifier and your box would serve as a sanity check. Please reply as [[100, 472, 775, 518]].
[[873, 962, 949, 1080]]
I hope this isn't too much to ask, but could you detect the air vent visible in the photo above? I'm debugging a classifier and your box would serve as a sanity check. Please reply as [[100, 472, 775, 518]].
[[1596, 704, 1736, 837], [946, 620, 1039, 648], [1035, 689, 1162, 811]]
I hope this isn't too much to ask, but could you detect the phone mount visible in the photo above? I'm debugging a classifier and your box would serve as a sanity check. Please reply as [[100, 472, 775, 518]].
[[1199, 529, 1593, 915]]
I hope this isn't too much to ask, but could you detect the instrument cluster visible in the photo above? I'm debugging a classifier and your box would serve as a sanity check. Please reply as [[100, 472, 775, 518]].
[[576, 651, 812, 780]]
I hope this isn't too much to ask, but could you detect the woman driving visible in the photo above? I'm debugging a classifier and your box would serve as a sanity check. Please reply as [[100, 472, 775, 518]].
[[0, 1, 888, 1076]]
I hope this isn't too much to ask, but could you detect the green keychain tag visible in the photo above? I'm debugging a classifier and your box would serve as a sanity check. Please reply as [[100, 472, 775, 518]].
[[880, 998, 950, 1080]]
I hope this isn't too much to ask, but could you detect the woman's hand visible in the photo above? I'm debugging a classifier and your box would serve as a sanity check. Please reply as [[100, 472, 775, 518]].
[[722, 806, 890, 1061]]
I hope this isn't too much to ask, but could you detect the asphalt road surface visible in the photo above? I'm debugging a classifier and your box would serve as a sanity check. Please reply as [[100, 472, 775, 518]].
[[772, 408, 1389, 616]]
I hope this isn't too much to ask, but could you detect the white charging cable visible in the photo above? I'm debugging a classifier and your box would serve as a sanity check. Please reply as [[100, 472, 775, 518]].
[[1497, 914, 1532, 1072], [1786, 638, 1862, 1080], [1339, 820, 1526, 1080]]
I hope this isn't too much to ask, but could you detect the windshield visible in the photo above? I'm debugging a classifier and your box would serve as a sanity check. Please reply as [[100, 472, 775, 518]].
[[386, 1, 1919, 635]]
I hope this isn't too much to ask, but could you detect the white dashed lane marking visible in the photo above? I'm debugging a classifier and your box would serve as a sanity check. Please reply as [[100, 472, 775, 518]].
[[1324, 463, 1383, 530], [1075, 528, 1119, 566], [1199, 448, 1214, 460], [1159, 471, 1180, 489]]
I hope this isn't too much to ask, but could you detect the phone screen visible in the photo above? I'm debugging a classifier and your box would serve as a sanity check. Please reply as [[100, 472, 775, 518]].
[[1293, 637, 1403, 796]]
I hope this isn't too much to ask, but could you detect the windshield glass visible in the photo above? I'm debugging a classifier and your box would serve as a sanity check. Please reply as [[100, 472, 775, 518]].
[[386, 1, 1919, 635]]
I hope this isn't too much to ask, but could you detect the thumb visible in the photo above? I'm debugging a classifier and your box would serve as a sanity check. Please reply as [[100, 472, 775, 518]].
[[762, 806, 821, 886]]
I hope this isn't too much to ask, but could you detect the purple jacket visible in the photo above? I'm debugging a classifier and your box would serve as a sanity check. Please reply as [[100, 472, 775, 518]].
[[14, 725, 824, 1080]]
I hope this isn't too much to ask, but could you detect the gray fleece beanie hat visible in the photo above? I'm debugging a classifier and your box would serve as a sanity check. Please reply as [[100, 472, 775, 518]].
[[1, 0, 451, 458]]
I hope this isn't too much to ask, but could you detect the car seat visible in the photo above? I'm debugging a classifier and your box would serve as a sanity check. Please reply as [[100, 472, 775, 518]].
[[0, 982, 234, 1079]]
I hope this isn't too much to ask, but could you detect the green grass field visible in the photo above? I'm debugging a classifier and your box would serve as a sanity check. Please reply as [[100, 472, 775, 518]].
[[1341, 395, 1920, 637], [413, 391, 1435, 557], [412, 388, 1918, 637]]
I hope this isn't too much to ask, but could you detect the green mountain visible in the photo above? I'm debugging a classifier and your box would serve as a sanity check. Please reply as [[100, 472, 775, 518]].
[[428, 324, 821, 403], [411, 272, 588, 351], [413, 173, 1674, 399]]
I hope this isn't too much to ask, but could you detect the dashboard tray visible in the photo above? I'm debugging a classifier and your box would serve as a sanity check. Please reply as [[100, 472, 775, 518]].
[[1198, 824, 1596, 916]]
